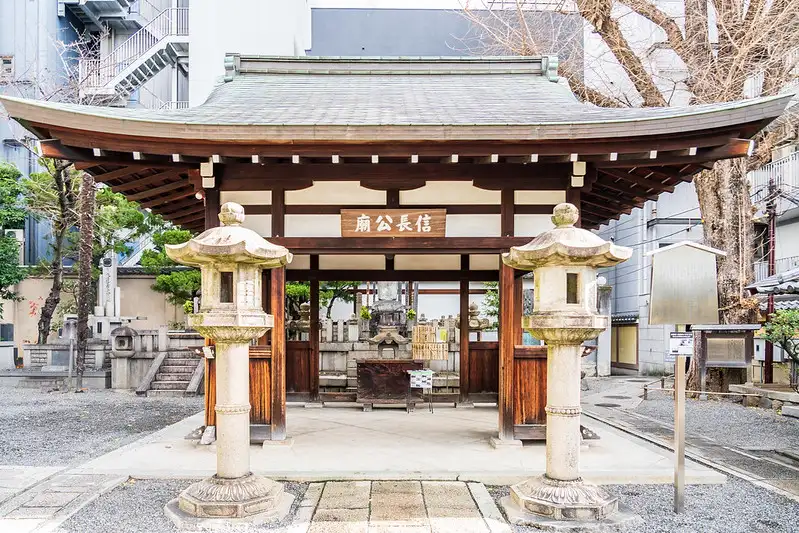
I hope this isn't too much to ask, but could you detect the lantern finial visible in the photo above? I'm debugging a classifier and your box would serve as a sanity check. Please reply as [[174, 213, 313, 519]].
[[219, 202, 245, 226], [552, 202, 578, 228]]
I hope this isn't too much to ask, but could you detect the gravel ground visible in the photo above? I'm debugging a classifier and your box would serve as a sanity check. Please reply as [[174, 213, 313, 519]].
[[489, 478, 799, 533], [634, 393, 799, 450], [56, 479, 308, 533], [584, 376, 637, 396], [0, 387, 203, 466]]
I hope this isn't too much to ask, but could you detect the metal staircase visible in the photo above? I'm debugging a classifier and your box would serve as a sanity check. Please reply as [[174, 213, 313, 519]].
[[78, 7, 189, 104]]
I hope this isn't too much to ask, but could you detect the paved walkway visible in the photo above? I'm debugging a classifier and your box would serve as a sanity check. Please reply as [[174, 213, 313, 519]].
[[582, 376, 799, 502], [292, 481, 510, 533], [0, 469, 124, 533], [72, 404, 724, 485]]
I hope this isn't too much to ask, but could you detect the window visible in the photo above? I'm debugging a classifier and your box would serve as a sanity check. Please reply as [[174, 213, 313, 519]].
[[0, 56, 13, 79], [220, 272, 234, 303], [566, 273, 579, 304], [0, 324, 13, 342]]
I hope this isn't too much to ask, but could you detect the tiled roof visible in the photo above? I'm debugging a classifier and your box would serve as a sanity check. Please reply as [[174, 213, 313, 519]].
[[0, 56, 792, 141], [747, 267, 799, 295]]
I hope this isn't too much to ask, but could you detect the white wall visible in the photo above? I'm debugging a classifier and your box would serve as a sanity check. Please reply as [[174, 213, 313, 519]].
[[776, 220, 799, 259], [189, 0, 312, 106]]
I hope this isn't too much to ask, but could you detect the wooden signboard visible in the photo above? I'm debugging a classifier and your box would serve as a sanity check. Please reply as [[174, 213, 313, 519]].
[[341, 209, 446, 237]]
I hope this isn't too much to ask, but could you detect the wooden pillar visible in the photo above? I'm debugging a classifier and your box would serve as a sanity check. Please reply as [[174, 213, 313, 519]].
[[309, 256, 320, 403], [515, 271, 524, 344], [501, 189, 514, 237], [498, 261, 516, 440], [566, 186, 581, 228], [270, 266, 287, 440], [204, 186, 220, 230], [459, 278, 471, 404], [271, 188, 285, 237]]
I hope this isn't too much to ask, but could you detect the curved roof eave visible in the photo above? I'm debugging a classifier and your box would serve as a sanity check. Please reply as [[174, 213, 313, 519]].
[[0, 93, 792, 144]]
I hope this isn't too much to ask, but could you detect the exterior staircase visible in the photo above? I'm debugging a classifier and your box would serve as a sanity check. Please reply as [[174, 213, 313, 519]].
[[78, 7, 189, 105], [139, 348, 204, 397]]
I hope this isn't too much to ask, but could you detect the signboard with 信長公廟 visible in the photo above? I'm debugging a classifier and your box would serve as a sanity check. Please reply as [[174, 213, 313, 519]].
[[340, 209, 446, 237]]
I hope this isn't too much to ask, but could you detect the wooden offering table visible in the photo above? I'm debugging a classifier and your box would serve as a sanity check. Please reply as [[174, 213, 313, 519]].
[[356, 359, 423, 411]]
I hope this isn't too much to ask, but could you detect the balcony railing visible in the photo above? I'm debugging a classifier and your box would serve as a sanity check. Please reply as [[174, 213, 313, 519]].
[[749, 151, 799, 215], [78, 7, 188, 89], [754, 255, 799, 282]]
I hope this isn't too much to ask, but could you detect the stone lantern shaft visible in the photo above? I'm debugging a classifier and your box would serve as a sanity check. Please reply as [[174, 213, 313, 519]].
[[501, 203, 633, 527]]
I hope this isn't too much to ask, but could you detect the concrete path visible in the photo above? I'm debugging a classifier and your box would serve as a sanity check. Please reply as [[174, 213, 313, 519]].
[[293, 480, 510, 533], [72, 404, 724, 485]]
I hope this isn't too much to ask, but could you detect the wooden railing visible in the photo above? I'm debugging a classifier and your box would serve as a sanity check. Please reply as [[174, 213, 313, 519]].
[[79, 7, 188, 88]]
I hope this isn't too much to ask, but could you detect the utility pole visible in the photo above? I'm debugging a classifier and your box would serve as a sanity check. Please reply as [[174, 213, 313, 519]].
[[765, 171, 776, 384]]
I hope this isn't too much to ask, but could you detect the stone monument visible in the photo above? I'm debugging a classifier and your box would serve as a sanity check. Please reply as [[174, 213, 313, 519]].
[[163, 202, 294, 528], [500, 203, 636, 528]]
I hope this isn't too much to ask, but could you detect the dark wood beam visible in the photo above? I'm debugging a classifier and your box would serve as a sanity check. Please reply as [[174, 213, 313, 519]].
[[498, 261, 515, 441], [92, 165, 152, 183], [271, 188, 285, 238], [139, 188, 195, 209], [583, 189, 644, 208], [600, 168, 675, 193], [126, 179, 188, 201], [597, 141, 751, 169], [270, 267, 287, 441], [270, 237, 530, 255], [286, 269, 499, 282], [159, 197, 203, 214], [110, 169, 183, 193], [594, 175, 660, 201], [162, 203, 205, 221]]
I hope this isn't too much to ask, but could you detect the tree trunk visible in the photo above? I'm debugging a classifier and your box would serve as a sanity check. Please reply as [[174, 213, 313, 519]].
[[688, 159, 758, 391], [37, 232, 64, 344], [75, 172, 95, 390]]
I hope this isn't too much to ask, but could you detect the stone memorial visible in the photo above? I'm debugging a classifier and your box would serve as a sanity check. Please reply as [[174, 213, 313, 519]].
[[163, 202, 293, 528], [500, 203, 638, 528]]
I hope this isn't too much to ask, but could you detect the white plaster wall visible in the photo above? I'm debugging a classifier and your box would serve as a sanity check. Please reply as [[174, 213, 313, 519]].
[[514, 214, 553, 237], [286, 182, 385, 205], [445, 215, 501, 237], [395, 255, 460, 270], [189, 0, 311, 106], [241, 214, 271, 237], [470, 254, 499, 270], [319, 255, 384, 270], [400, 182, 500, 205], [515, 191, 567, 205], [285, 215, 341, 237], [221, 191, 272, 205]]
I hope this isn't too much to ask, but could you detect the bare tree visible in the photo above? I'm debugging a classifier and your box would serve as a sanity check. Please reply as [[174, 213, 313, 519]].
[[462, 0, 798, 389]]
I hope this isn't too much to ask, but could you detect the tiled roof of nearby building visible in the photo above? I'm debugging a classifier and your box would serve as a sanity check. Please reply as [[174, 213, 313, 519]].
[[747, 267, 799, 295], [0, 56, 791, 142], [611, 313, 639, 324]]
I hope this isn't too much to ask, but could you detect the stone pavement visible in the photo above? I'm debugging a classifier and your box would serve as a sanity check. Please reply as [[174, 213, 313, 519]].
[[292, 480, 510, 533], [582, 376, 799, 503], [0, 469, 124, 533], [73, 404, 724, 485]]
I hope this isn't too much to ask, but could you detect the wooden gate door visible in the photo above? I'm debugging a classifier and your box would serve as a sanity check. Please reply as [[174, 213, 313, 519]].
[[286, 340, 311, 402], [466, 341, 499, 402]]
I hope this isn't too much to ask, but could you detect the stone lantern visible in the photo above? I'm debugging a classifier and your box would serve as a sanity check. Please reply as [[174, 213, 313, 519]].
[[164, 202, 293, 526], [501, 203, 632, 526]]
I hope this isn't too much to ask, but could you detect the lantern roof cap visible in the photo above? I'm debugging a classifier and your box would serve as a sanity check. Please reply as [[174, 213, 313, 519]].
[[502, 203, 632, 269], [166, 202, 292, 268]]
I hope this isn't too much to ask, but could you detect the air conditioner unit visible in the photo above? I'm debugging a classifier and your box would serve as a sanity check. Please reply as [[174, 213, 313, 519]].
[[771, 143, 799, 162], [4, 229, 24, 264]]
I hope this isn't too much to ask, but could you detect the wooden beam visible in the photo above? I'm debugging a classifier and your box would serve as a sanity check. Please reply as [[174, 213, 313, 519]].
[[286, 269, 499, 283], [594, 175, 660, 201], [597, 141, 750, 168], [110, 169, 183, 193], [583, 189, 644, 208], [92, 165, 151, 183], [159, 197, 203, 214], [171, 212, 205, 226], [498, 261, 515, 441], [139, 188, 195, 209], [162, 203, 205, 221], [270, 267, 287, 441], [204, 185, 220, 230], [567, 187, 582, 227], [600, 168, 675, 193], [270, 237, 531, 255], [126, 179, 188, 201]]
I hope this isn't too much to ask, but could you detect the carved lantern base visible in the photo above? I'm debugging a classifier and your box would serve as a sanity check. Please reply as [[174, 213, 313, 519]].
[[509, 475, 617, 521], [165, 474, 294, 529]]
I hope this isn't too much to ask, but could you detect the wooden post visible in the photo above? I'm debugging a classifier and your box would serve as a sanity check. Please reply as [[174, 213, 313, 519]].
[[498, 261, 516, 440], [514, 271, 524, 344], [309, 270, 320, 403], [271, 188, 285, 237], [270, 266, 287, 440], [459, 277, 471, 405], [204, 186, 220, 230]]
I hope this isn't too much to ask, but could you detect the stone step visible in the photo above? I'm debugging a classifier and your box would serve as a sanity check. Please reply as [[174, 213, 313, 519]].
[[156, 372, 195, 382], [150, 380, 190, 390], [146, 389, 187, 398], [160, 365, 196, 374], [163, 358, 198, 366]]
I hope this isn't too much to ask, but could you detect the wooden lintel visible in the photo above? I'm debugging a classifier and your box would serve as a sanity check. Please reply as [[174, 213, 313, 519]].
[[110, 169, 183, 193], [92, 165, 151, 183], [270, 237, 529, 255], [286, 269, 499, 282]]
